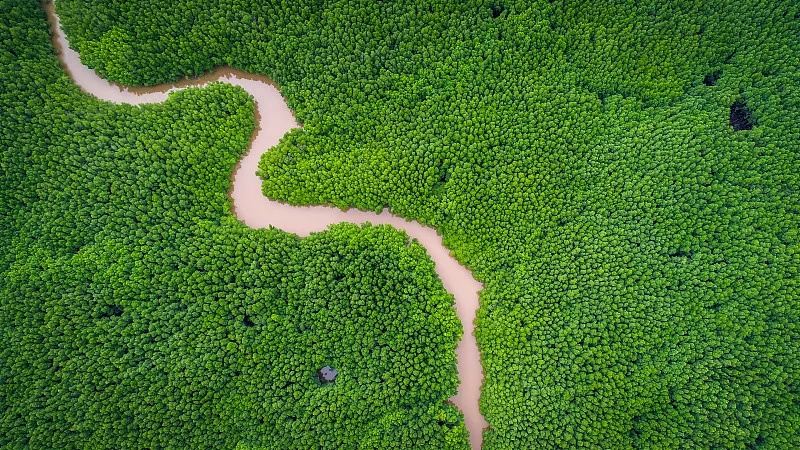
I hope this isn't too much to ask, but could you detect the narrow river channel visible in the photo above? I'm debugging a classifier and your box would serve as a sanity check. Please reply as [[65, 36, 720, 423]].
[[45, 2, 488, 447]]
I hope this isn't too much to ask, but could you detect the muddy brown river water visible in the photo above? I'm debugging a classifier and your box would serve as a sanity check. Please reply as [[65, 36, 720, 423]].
[[45, 2, 488, 447]]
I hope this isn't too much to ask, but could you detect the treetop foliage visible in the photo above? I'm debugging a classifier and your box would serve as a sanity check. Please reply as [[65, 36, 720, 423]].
[[4, 0, 800, 447]]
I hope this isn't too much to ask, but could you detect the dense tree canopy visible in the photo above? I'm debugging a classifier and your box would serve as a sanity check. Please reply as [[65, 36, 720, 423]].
[[5, 0, 800, 448], [0, 1, 467, 448]]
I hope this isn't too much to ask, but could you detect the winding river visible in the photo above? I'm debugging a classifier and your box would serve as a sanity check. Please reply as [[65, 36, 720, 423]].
[[45, 2, 487, 447]]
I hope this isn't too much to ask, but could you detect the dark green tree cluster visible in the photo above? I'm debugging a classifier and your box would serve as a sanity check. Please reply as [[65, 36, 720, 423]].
[[0, 2, 468, 448], [22, 0, 800, 447]]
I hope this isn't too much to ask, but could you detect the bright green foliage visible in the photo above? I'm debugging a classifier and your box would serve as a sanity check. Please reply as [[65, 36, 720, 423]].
[[15, 0, 800, 447], [0, 2, 467, 448]]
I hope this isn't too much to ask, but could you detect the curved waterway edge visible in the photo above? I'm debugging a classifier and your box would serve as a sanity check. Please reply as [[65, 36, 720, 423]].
[[44, 2, 488, 447]]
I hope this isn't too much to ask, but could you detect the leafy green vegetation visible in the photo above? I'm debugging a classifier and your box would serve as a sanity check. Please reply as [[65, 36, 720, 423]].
[[0, 1, 467, 448], [7, 0, 800, 447]]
